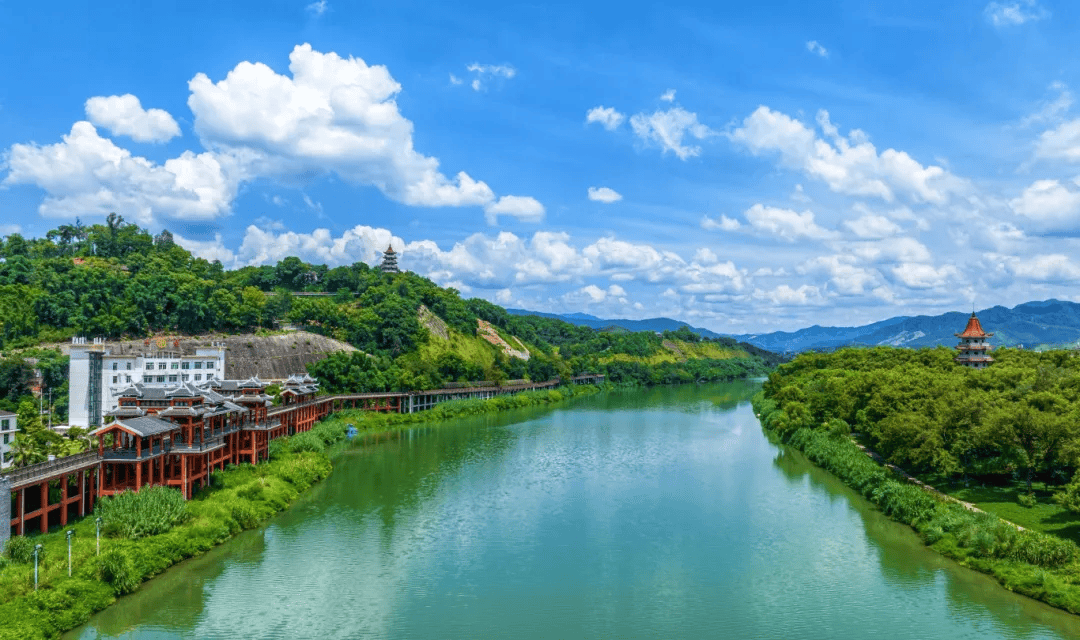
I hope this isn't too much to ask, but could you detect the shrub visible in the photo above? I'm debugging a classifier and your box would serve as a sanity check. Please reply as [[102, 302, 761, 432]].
[[94, 486, 189, 539], [1018, 492, 1038, 508], [97, 549, 139, 595], [4, 537, 33, 564]]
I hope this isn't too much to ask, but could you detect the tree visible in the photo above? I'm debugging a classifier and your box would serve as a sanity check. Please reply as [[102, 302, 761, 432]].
[[986, 396, 1076, 490]]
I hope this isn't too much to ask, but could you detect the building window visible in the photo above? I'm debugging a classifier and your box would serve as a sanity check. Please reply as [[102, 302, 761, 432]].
[[112, 376, 118, 384], [2, 433, 7, 444], [182, 374, 189, 381], [206, 361, 215, 369], [168, 375, 178, 382], [156, 376, 165, 383], [2, 452, 9, 464], [125, 375, 132, 383], [171, 362, 179, 369], [158, 362, 167, 370], [195, 374, 202, 381], [126, 362, 132, 370], [146, 362, 154, 370], [194, 362, 203, 370], [0, 420, 6, 430], [181, 361, 190, 370], [112, 362, 118, 370]]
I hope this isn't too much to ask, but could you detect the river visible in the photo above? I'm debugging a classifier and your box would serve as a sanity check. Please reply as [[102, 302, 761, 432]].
[[68, 382, 1080, 639]]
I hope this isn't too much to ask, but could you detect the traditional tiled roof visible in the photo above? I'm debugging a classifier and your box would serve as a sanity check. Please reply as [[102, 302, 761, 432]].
[[105, 406, 147, 418], [385, 244, 396, 254], [955, 312, 993, 338], [92, 416, 177, 437], [156, 406, 200, 417], [164, 382, 202, 398]]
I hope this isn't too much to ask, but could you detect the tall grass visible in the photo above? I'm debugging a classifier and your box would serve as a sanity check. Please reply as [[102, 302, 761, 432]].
[[94, 486, 189, 539]]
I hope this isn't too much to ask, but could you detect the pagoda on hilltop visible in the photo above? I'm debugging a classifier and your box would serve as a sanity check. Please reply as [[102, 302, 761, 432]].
[[954, 311, 994, 369], [379, 244, 400, 273]]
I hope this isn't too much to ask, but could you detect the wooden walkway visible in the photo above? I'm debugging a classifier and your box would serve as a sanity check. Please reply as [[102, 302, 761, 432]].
[[4, 375, 604, 539]]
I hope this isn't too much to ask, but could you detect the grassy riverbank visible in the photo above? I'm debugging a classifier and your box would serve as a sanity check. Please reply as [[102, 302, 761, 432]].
[[755, 392, 1080, 615], [0, 383, 604, 640]]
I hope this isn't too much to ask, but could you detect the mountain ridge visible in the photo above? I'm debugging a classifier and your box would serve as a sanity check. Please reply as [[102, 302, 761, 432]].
[[513, 299, 1080, 354]]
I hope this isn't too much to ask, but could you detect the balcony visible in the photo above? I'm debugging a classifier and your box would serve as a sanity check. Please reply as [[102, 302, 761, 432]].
[[172, 435, 225, 454], [102, 443, 171, 462]]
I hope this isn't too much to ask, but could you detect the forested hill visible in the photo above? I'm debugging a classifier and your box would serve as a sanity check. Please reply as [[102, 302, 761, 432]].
[[731, 299, 1080, 354], [507, 309, 726, 338], [0, 218, 776, 444]]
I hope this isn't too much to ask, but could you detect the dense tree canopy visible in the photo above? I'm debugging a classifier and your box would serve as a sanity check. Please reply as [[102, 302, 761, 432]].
[[764, 346, 1080, 490]]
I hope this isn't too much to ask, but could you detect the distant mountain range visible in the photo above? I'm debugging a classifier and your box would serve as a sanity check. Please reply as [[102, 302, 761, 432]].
[[511, 299, 1080, 354], [729, 299, 1080, 353], [506, 309, 726, 339]]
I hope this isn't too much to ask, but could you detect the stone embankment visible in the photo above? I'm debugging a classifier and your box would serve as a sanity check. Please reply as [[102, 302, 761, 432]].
[[50, 331, 356, 380]]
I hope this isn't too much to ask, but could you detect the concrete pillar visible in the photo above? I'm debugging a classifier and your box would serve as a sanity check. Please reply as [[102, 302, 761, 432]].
[[0, 476, 10, 553]]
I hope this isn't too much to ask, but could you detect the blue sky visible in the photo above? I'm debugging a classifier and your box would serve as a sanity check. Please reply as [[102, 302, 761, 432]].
[[3, 0, 1080, 334]]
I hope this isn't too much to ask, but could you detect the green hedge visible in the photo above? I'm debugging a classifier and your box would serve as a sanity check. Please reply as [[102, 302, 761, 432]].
[[0, 452, 331, 640], [754, 392, 1080, 614]]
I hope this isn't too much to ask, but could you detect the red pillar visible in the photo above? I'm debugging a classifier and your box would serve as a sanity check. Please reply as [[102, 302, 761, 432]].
[[181, 456, 188, 499], [16, 488, 24, 536], [60, 474, 68, 526], [78, 469, 85, 517], [40, 482, 48, 533]]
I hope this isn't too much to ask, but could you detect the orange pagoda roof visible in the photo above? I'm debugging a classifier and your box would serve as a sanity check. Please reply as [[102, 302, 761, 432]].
[[385, 244, 396, 254], [955, 312, 993, 338]]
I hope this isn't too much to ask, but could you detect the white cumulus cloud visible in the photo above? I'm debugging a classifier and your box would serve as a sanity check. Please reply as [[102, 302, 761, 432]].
[[745, 204, 833, 241], [730, 106, 962, 204], [484, 195, 545, 225], [586, 106, 626, 131], [2, 121, 236, 224], [187, 44, 538, 220], [84, 94, 181, 143], [630, 106, 714, 160], [701, 214, 741, 231], [1009, 179, 1080, 231], [587, 186, 622, 203]]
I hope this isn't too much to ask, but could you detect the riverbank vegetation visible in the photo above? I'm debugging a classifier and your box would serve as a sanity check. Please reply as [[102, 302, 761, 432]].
[[0, 383, 603, 640], [759, 346, 1080, 614]]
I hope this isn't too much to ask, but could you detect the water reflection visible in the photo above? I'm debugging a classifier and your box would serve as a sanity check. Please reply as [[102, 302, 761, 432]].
[[773, 442, 1080, 638], [70, 384, 1080, 640]]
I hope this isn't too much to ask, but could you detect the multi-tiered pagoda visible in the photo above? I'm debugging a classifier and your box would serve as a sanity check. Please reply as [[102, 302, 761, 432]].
[[954, 312, 993, 369], [379, 244, 400, 273]]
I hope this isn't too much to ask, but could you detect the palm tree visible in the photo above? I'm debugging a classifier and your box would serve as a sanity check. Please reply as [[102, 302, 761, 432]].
[[11, 434, 46, 467]]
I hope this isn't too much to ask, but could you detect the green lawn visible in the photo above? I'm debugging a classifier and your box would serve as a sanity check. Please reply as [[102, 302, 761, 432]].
[[929, 481, 1080, 546]]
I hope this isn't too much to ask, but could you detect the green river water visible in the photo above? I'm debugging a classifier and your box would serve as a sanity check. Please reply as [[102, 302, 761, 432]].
[[68, 382, 1080, 639]]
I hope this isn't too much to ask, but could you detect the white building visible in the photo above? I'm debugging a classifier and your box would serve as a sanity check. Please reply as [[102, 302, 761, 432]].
[[0, 410, 17, 469], [69, 337, 226, 428]]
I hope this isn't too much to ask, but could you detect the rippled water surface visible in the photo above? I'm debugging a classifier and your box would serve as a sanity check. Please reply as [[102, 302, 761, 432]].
[[69, 382, 1080, 639]]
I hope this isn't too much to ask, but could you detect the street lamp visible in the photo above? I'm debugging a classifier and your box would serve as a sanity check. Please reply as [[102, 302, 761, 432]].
[[95, 517, 102, 556], [66, 530, 75, 577], [32, 544, 43, 590]]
